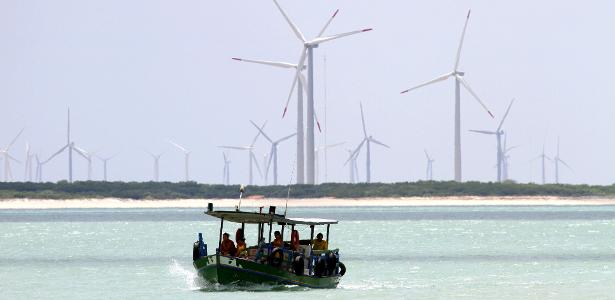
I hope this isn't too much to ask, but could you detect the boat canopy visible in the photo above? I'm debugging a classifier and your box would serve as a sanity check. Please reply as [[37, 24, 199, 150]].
[[206, 210, 338, 225]]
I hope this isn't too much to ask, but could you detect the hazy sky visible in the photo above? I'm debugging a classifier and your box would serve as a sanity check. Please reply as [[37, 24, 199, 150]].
[[1, 1, 614, 185]]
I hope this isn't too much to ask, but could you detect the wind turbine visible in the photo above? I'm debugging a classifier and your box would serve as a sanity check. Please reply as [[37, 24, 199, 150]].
[[532, 144, 551, 185], [1, 128, 24, 182], [274, 0, 373, 184], [345, 103, 390, 183], [147, 151, 164, 182], [218, 121, 266, 185], [231, 58, 323, 184], [469, 99, 514, 182], [424, 150, 435, 181], [96, 153, 117, 182], [222, 152, 231, 185], [400, 10, 494, 182], [250, 120, 296, 185], [169, 141, 191, 182], [345, 149, 360, 183], [35, 154, 42, 182], [553, 138, 572, 184], [315, 142, 345, 184], [45, 108, 85, 182], [24, 143, 34, 182], [501, 136, 518, 181]]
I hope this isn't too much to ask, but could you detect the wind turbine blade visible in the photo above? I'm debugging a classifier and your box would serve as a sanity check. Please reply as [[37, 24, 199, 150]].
[[317, 9, 339, 38], [309, 28, 373, 45], [325, 142, 346, 149], [44, 144, 69, 164], [454, 10, 471, 71], [456, 75, 495, 118], [497, 98, 515, 131], [272, 0, 306, 42], [232, 57, 297, 69], [504, 145, 519, 154], [369, 137, 390, 149], [265, 147, 275, 177], [344, 139, 366, 165], [424, 149, 430, 160], [359, 102, 367, 138], [283, 48, 308, 118], [469, 129, 496, 135], [7, 154, 21, 163], [6, 127, 25, 151], [219, 146, 251, 151], [276, 133, 297, 144], [400, 72, 454, 94], [251, 152, 263, 178], [313, 110, 322, 133], [250, 121, 267, 146], [223, 152, 227, 162], [559, 158, 573, 171], [250, 120, 274, 143], [298, 72, 308, 94], [73, 146, 89, 160], [168, 141, 188, 153]]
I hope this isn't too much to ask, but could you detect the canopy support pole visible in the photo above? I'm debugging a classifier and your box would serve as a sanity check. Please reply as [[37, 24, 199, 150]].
[[218, 218, 224, 254]]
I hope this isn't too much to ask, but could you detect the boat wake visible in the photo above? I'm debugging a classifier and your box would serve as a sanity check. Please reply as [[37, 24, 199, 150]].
[[169, 258, 202, 291]]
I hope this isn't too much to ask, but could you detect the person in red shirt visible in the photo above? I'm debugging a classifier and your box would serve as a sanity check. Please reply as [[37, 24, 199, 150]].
[[220, 233, 236, 256]]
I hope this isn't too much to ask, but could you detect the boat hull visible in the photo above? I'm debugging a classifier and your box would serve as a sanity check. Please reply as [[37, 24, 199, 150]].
[[193, 254, 340, 289]]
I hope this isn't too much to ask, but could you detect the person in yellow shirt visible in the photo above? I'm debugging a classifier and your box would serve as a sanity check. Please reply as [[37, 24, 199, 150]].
[[236, 237, 248, 257], [312, 233, 328, 251]]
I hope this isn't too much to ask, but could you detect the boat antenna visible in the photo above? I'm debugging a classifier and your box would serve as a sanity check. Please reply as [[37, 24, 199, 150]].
[[284, 156, 297, 217], [237, 184, 245, 211]]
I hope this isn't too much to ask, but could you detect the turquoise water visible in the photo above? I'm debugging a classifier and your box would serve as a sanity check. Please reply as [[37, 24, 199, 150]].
[[2, 206, 615, 299]]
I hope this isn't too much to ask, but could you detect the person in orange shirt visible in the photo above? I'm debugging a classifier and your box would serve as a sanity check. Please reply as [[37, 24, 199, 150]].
[[272, 231, 283, 248], [220, 233, 236, 256]]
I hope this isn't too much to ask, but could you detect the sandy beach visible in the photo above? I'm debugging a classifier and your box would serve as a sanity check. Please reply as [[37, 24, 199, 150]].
[[1, 196, 615, 209]]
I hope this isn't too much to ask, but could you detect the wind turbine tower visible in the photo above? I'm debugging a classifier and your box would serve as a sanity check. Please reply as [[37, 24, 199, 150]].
[[222, 153, 231, 185], [147, 151, 163, 182], [424, 150, 435, 181], [169, 141, 191, 182], [401, 10, 494, 182]]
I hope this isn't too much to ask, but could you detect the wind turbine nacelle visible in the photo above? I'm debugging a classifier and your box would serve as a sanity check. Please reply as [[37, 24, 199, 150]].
[[455, 71, 465, 76]]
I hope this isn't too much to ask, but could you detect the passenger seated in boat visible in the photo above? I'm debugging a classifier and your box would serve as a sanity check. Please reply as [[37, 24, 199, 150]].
[[312, 233, 328, 251], [236, 237, 248, 257], [290, 230, 300, 251], [220, 233, 236, 256], [272, 231, 283, 248]]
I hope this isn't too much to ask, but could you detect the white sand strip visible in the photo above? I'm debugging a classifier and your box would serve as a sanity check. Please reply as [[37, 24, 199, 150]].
[[1, 196, 615, 209]]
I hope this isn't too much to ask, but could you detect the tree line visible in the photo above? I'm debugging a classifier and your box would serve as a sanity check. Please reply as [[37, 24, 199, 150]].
[[1, 181, 615, 200]]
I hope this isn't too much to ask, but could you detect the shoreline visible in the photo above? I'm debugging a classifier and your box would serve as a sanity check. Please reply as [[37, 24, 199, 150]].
[[2, 196, 615, 209]]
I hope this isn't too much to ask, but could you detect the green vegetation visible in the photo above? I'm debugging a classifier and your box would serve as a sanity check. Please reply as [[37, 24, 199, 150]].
[[1, 181, 615, 200]]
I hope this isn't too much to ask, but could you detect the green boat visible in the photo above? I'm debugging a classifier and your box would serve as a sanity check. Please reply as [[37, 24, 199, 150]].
[[192, 203, 346, 288]]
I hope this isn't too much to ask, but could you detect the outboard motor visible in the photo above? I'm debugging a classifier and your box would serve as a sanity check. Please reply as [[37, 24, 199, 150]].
[[193, 241, 200, 261]]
